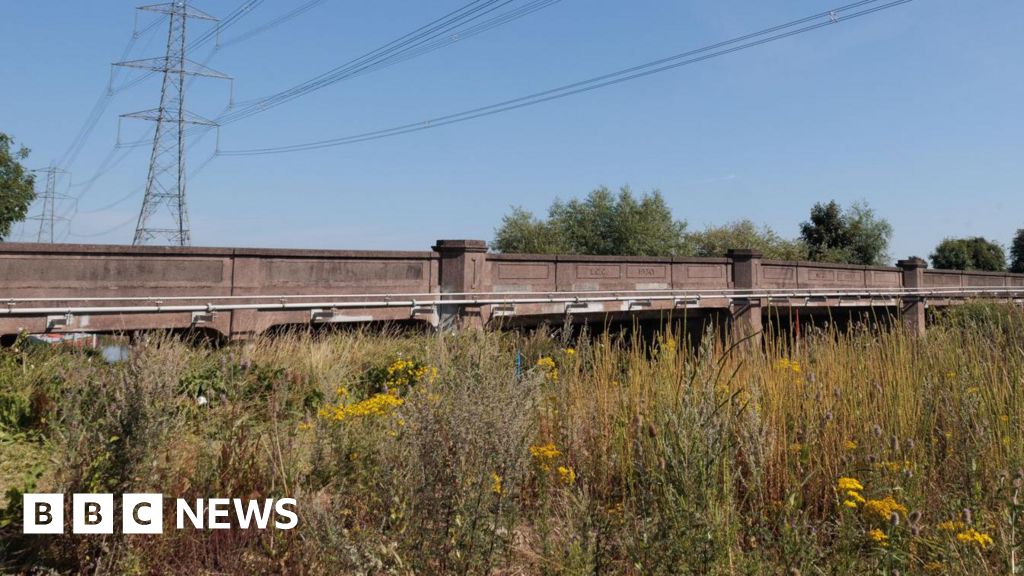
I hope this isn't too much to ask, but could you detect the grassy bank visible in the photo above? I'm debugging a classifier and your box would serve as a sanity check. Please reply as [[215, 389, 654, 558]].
[[2, 307, 1023, 574]]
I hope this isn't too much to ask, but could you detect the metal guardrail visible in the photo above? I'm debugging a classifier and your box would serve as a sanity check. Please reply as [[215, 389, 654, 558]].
[[2, 287, 1022, 318]]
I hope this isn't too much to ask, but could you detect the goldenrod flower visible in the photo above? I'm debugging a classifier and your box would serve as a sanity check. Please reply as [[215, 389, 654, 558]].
[[319, 392, 404, 421], [837, 477, 864, 492], [843, 500, 858, 509], [535, 356, 559, 381], [863, 496, 907, 525], [956, 528, 993, 549], [844, 440, 858, 451], [491, 472, 503, 495], [564, 348, 576, 356], [866, 528, 888, 544], [557, 466, 576, 486], [937, 520, 965, 532], [529, 442, 561, 460], [529, 442, 561, 471]]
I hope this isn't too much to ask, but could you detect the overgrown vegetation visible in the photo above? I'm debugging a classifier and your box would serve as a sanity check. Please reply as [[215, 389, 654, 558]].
[[2, 313, 1024, 574]]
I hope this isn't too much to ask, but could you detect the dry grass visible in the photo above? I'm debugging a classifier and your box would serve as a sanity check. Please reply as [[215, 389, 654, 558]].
[[1, 305, 1023, 574]]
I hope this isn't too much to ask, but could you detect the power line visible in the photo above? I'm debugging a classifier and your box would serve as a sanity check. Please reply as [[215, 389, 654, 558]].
[[218, 0, 563, 125], [55, 18, 162, 171], [66, 151, 218, 240], [220, 0, 911, 156], [61, 0, 267, 242], [218, 0, 327, 47]]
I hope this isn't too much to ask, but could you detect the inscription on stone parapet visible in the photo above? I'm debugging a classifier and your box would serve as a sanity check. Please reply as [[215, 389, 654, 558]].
[[0, 257, 224, 287], [762, 266, 796, 281], [626, 265, 666, 279], [496, 263, 550, 280], [806, 269, 862, 284], [266, 260, 425, 287], [962, 275, 1006, 287], [685, 265, 726, 279], [924, 272, 962, 287], [867, 270, 901, 287], [577, 264, 621, 279]]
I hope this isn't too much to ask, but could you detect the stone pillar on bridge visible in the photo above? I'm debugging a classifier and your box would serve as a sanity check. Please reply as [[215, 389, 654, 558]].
[[898, 257, 927, 336], [433, 240, 489, 330], [728, 249, 763, 348]]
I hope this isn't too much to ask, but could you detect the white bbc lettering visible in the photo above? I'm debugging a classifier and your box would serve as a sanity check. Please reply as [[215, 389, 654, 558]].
[[72, 493, 114, 534], [22, 494, 299, 533], [234, 499, 274, 529], [176, 498, 204, 529], [23, 493, 64, 534], [207, 498, 232, 529], [275, 498, 298, 529], [123, 493, 163, 534]]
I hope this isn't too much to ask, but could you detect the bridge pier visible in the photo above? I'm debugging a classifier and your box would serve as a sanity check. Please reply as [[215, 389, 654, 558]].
[[728, 249, 763, 348], [433, 240, 490, 330], [898, 257, 928, 337]]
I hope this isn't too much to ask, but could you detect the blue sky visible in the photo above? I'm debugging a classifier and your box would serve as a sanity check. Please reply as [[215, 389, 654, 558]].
[[2, 0, 1021, 261]]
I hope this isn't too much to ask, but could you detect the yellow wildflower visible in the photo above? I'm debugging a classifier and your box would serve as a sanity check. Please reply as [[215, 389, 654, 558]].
[[956, 528, 993, 549], [863, 495, 908, 525], [564, 348, 576, 356], [844, 440, 858, 451], [491, 472, 503, 495], [847, 491, 866, 504], [557, 466, 576, 486], [837, 477, 864, 492], [866, 528, 888, 545], [530, 442, 561, 460], [843, 500, 858, 509], [536, 356, 559, 382], [937, 520, 965, 532], [319, 392, 404, 421], [530, 442, 561, 471]]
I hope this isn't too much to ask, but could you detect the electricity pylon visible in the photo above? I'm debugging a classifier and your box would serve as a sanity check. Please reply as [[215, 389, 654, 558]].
[[27, 165, 70, 243], [114, 1, 229, 246]]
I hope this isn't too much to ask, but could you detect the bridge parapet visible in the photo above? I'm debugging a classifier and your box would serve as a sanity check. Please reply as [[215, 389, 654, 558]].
[[2, 240, 1024, 340]]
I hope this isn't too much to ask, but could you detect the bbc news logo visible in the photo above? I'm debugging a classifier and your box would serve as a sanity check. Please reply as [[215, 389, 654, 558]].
[[23, 494, 298, 534]]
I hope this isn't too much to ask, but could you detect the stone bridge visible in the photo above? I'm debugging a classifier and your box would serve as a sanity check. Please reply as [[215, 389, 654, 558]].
[[1, 240, 1022, 343]]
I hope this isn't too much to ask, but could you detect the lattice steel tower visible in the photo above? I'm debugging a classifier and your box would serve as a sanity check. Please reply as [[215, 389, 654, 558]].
[[27, 165, 70, 243], [115, 1, 228, 246]]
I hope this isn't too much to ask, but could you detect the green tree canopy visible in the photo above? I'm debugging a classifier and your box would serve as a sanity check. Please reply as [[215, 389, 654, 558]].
[[0, 133, 36, 241], [930, 237, 1006, 271], [798, 200, 892, 266], [493, 186, 689, 256], [1010, 229, 1024, 274], [687, 219, 808, 260]]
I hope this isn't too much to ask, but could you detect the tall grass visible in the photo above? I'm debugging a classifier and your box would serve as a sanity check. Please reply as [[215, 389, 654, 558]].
[[1, 306, 1023, 574]]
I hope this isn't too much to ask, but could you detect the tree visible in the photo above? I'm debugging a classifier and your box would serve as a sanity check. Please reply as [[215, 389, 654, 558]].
[[493, 186, 689, 256], [491, 208, 564, 254], [799, 200, 892, 266], [1010, 229, 1024, 274], [0, 133, 36, 241], [687, 219, 808, 260], [930, 237, 1006, 271]]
